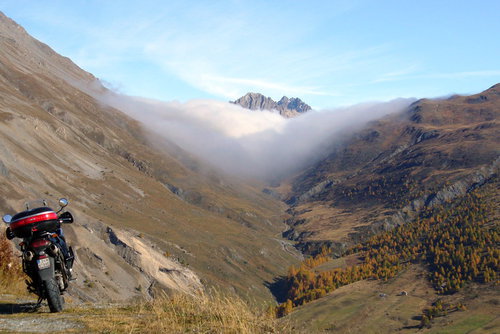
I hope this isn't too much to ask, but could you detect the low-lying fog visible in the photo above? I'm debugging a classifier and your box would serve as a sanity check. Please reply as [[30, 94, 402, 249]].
[[96, 86, 414, 180]]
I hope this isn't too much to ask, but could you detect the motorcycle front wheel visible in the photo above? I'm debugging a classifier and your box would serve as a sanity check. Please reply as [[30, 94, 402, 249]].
[[43, 278, 63, 312]]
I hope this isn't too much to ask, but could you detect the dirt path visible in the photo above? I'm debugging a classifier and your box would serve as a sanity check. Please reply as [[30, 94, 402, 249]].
[[0, 295, 85, 333], [273, 237, 303, 260], [273, 221, 304, 261]]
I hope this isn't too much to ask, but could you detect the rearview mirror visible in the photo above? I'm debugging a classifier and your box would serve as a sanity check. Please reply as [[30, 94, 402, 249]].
[[2, 214, 12, 224], [58, 198, 68, 208]]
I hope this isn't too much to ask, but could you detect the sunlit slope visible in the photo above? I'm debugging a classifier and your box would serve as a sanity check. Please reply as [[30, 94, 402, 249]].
[[283, 84, 499, 253], [276, 176, 499, 333]]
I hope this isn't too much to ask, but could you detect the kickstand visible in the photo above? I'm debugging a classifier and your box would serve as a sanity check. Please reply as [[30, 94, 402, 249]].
[[26, 298, 44, 313]]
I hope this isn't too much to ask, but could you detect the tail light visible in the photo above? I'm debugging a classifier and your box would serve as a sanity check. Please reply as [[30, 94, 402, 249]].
[[30, 239, 50, 249]]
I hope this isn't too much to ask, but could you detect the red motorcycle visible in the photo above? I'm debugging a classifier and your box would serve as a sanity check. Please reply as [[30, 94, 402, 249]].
[[3, 198, 75, 312]]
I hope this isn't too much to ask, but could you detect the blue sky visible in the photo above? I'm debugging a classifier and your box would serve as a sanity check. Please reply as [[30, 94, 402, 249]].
[[1, 0, 499, 109]]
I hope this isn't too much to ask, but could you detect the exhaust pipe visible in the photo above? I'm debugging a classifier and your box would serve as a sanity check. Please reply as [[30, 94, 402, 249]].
[[49, 244, 59, 255], [24, 250, 34, 262]]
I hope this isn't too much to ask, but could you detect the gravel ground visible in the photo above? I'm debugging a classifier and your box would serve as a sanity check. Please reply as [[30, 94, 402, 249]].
[[0, 295, 85, 333], [0, 316, 84, 333]]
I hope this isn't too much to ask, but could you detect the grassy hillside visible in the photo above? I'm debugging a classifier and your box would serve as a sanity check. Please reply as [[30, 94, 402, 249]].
[[287, 266, 499, 333]]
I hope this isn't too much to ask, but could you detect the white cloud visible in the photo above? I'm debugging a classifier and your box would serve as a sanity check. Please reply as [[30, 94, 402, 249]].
[[97, 88, 414, 180]]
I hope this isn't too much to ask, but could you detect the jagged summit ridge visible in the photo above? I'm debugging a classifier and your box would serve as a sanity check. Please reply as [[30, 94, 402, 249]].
[[231, 92, 311, 118]]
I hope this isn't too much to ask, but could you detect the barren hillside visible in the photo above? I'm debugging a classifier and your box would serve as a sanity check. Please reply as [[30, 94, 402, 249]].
[[0, 11, 300, 303]]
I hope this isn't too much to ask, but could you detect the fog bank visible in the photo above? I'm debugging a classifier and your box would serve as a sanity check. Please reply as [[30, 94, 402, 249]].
[[98, 90, 414, 180]]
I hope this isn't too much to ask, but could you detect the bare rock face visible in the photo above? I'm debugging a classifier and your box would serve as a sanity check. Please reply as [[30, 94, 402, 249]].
[[231, 93, 311, 118], [232, 93, 277, 111], [277, 96, 312, 117], [66, 219, 203, 302]]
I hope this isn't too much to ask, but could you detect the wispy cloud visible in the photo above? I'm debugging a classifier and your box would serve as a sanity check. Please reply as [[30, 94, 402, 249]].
[[197, 76, 340, 99], [372, 64, 421, 83], [82, 1, 390, 103], [143, 21, 391, 102]]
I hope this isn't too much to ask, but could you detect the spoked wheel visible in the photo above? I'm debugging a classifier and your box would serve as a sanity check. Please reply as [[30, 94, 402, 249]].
[[43, 278, 63, 312]]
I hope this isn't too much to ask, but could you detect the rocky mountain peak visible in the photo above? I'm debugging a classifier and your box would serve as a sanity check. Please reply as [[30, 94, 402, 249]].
[[232, 92, 276, 111], [278, 96, 311, 114], [231, 93, 311, 118]]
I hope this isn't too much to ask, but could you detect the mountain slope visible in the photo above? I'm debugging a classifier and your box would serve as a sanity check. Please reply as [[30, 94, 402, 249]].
[[282, 84, 499, 254], [0, 11, 300, 302]]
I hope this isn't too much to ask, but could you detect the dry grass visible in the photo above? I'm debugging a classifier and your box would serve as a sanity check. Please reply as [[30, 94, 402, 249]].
[[79, 290, 290, 333], [0, 232, 26, 295]]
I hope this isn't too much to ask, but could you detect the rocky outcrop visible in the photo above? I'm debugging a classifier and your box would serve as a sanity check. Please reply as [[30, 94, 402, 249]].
[[286, 178, 340, 205], [0, 160, 8, 177], [284, 157, 499, 255], [65, 219, 203, 302], [231, 93, 311, 118], [277, 96, 312, 116], [382, 157, 500, 229]]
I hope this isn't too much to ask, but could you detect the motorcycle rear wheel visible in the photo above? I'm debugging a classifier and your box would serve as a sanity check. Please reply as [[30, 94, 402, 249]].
[[43, 278, 63, 312]]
